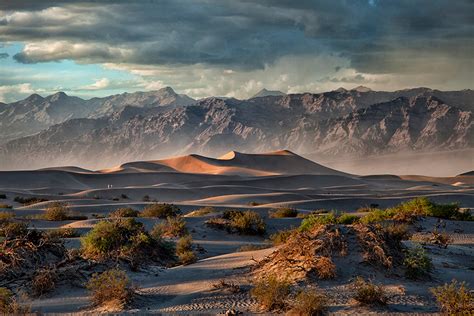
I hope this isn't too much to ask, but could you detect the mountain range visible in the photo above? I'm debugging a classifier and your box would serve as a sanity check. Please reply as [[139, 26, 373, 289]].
[[0, 87, 472, 170]]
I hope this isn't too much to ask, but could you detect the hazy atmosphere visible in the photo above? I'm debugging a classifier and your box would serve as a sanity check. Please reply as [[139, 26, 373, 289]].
[[0, 1, 473, 315]]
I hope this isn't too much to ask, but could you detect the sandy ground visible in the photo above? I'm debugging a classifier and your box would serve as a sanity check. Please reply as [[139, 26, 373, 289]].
[[1, 151, 473, 314]]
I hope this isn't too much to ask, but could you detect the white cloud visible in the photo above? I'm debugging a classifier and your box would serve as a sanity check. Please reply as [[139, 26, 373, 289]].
[[0, 83, 35, 102], [80, 78, 110, 90]]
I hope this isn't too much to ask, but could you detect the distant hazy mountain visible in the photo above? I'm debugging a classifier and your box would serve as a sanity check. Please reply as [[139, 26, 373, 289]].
[[0, 87, 195, 144], [0, 88, 472, 170], [251, 88, 285, 98]]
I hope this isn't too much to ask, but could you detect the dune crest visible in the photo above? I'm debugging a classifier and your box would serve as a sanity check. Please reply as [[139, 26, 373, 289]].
[[109, 150, 347, 176]]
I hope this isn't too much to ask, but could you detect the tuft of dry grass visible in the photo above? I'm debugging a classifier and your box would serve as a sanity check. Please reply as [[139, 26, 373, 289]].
[[352, 277, 388, 306], [86, 269, 135, 309], [269, 207, 298, 218], [430, 280, 474, 314], [31, 268, 57, 297], [251, 275, 290, 311], [289, 289, 328, 316], [0, 287, 30, 314], [314, 256, 336, 279]]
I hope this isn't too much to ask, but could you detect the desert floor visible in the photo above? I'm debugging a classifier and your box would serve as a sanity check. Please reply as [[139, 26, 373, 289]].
[[1, 150, 473, 314]]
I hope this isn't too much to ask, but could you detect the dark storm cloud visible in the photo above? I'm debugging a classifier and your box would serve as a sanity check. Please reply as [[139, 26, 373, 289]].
[[1, 0, 473, 74]]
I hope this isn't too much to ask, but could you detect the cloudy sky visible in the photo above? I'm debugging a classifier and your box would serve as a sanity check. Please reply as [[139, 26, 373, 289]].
[[0, 0, 473, 102]]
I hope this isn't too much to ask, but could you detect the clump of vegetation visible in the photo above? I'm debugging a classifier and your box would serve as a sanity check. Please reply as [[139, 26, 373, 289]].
[[45, 228, 80, 239], [109, 207, 139, 218], [0, 213, 28, 238], [152, 216, 188, 238], [0, 194, 6, 199], [430, 280, 474, 314], [0, 204, 12, 209], [206, 210, 266, 235], [290, 290, 328, 316], [44, 202, 70, 221], [299, 212, 359, 231], [176, 235, 196, 265], [31, 268, 57, 297], [86, 268, 135, 309], [360, 209, 395, 224], [141, 203, 180, 218], [142, 195, 150, 202], [352, 277, 388, 306], [0, 287, 29, 314], [81, 218, 174, 267], [186, 206, 217, 217], [212, 280, 241, 293], [269, 207, 298, 218], [269, 229, 294, 245], [403, 246, 432, 280], [314, 256, 337, 279], [13, 196, 48, 206], [251, 275, 290, 311]]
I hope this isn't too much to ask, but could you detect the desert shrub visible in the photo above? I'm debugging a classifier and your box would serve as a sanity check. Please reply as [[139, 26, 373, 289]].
[[109, 207, 139, 218], [403, 246, 432, 279], [31, 268, 57, 297], [13, 196, 48, 206], [337, 213, 359, 224], [208, 210, 266, 235], [0, 287, 29, 314], [430, 280, 474, 314], [357, 206, 382, 213], [0, 194, 6, 199], [141, 203, 180, 218], [46, 228, 80, 239], [314, 256, 336, 279], [176, 235, 196, 265], [237, 244, 270, 252], [0, 211, 14, 223], [430, 228, 451, 248], [251, 275, 290, 311], [299, 213, 337, 231], [270, 229, 294, 245], [187, 206, 217, 217], [290, 290, 328, 316], [269, 207, 298, 218], [0, 204, 12, 209], [44, 202, 69, 221], [142, 195, 150, 202], [87, 268, 134, 309], [120, 194, 129, 199], [81, 218, 172, 266], [381, 223, 411, 241], [352, 277, 387, 305], [153, 216, 188, 237], [0, 222, 28, 238], [230, 211, 266, 235], [360, 209, 394, 224]]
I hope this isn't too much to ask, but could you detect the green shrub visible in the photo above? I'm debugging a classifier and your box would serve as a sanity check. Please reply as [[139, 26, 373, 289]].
[[80, 218, 170, 266], [176, 235, 196, 265], [360, 209, 394, 224], [44, 202, 69, 221], [299, 213, 337, 231], [269, 229, 294, 245], [230, 211, 266, 235], [403, 246, 432, 279], [430, 280, 473, 314], [141, 203, 180, 218], [337, 213, 359, 224], [269, 207, 298, 218], [109, 207, 139, 218], [87, 269, 134, 309], [251, 275, 290, 311], [290, 290, 328, 316], [352, 277, 387, 305], [153, 216, 188, 237]]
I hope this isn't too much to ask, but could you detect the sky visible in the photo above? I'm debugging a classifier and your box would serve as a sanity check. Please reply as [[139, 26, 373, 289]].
[[0, 0, 473, 103]]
